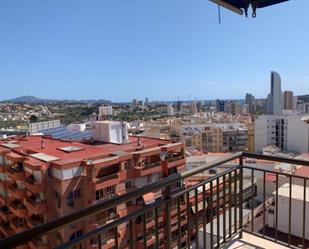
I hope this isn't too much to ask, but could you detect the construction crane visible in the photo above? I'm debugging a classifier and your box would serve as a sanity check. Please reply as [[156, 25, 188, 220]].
[[209, 0, 290, 17]]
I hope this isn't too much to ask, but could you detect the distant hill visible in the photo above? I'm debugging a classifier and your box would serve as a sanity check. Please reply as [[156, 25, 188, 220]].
[[2, 96, 111, 104], [298, 95, 309, 103], [8, 96, 43, 103]]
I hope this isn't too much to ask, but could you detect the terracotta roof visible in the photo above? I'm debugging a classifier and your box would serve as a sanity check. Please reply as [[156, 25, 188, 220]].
[[6, 152, 24, 161], [0, 135, 174, 169]]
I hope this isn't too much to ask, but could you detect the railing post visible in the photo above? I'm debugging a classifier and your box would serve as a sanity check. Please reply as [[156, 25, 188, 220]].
[[239, 155, 244, 239], [165, 185, 172, 249]]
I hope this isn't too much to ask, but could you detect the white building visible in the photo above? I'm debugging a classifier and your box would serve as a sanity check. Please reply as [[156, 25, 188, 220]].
[[255, 115, 288, 152], [255, 115, 309, 154], [287, 116, 309, 153], [90, 121, 129, 144], [268, 183, 309, 240]]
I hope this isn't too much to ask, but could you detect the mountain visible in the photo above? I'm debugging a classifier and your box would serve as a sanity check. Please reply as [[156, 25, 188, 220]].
[[2, 96, 111, 104], [7, 96, 43, 103]]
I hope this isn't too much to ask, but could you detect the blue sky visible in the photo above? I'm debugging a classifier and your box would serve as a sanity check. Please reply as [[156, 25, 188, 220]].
[[0, 0, 308, 102]]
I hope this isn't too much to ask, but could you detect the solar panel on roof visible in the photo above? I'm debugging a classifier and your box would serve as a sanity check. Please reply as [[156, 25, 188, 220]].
[[40, 125, 91, 141]]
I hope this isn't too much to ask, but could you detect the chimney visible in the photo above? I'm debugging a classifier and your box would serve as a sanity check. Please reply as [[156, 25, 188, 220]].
[[41, 140, 45, 149]]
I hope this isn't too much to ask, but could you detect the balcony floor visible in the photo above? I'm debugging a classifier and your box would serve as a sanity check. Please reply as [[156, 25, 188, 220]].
[[223, 232, 289, 249]]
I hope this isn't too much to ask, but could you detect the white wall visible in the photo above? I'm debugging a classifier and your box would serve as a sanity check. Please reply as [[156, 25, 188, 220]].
[[268, 195, 309, 240], [255, 116, 269, 152], [91, 121, 129, 144], [287, 116, 309, 153], [52, 166, 84, 180]]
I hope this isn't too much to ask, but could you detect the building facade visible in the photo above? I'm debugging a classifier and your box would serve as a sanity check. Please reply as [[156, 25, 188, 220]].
[[255, 115, 288, 152], [0, 135, 186, 249], [283, 90, 294, 110], [266, 71, 283, 115]]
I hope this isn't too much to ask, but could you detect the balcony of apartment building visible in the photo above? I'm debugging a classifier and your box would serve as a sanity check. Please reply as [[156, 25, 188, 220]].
[[134, 158, 162, 177], [7, 162, 26, 181], [27, 214, 44, 228], [7, 182, 26, 200], [1, 152, 309, 249], [161, 142, 186, 171], [9, 199, 28, 218], [0, 205, 14, 221], [24, 194, 48, 215], [90, 161, 127, 191], [0, 218, 14, 237], [24, 175, 45, 193], [10, 217, 28, 233]]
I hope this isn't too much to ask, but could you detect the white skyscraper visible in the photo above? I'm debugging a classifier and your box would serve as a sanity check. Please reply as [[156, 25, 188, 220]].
[[266, 71, 283, 115]]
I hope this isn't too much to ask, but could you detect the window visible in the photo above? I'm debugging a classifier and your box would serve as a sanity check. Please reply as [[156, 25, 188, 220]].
[[54, 191, 61, 208], [69, 230, 83, 241], [124, 161, 130, 170], [96, 189, 104, 200], [125, 180, 132, 189], [47, 167, 53, 177], [66, 192, 74, 207], [106, 186, 114, 193], [66, 189, 81, 207]]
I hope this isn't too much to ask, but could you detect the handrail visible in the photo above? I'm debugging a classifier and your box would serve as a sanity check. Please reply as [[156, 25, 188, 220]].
[[243, 152, 309, 167], [1, 151, 309, 248]]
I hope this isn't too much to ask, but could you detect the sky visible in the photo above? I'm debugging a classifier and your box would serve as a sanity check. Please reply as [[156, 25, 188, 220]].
[[0, 0, 308, 102]]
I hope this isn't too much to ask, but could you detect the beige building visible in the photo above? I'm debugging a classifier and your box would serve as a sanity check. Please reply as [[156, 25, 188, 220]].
[[247, 123, 255, 152], [202, 127, 223, 152]]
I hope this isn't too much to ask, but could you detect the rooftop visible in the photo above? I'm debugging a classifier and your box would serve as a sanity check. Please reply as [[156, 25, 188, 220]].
[[0, 135, 171, 166]]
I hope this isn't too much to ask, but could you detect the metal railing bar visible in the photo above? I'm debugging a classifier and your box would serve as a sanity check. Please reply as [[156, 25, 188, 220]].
[[186, 192, 191, 249], [251, 169, 254, 233], [203, 184, 207, 249], [239, 156, 244, 238], [234, 170, 238, 234], [228, 172, 232, 239], [155, 207, 159, 249], [195, 188, 199, 249], [302, 179, 306, 249], [143, 213, 147, 249], [216, 177, 220, 248], [177, 197, 182, 249], [171, 166, 239, 199], [288, 175, 292, 246], [210, 180, 214, 249], [275, 174, 279, 241], [243, 165, 309, 180], [56, 199, 166, 249], [243, 152, 309, 167], [223, 174, 226, 243], [263, 171, 266, 238]]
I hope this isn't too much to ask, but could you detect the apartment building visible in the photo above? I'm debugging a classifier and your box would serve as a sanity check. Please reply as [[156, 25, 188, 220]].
[[201, 127, 223, 152], [181, 123, 248, 153], [255, 115, 309, 153], [255, 115, 288, 152], [0, 134, 186, 249]]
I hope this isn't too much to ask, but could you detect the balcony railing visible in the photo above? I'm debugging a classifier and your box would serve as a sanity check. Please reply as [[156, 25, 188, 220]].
[[1, 152, 309, 249]]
